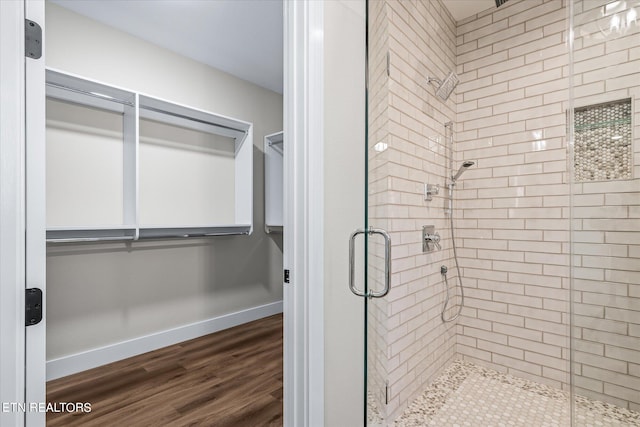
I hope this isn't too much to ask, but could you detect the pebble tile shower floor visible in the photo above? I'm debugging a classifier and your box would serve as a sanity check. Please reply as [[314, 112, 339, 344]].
[[391, 361, 640, 427]]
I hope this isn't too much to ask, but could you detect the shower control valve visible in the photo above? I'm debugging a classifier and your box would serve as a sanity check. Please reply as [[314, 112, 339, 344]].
[[424, 183, 439, 201], [422, 225, 441, 252]]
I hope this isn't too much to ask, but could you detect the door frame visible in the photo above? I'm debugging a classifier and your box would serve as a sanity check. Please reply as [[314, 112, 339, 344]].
[[0, 1, 27, 426], [283, 1, 325, 426], [0, 1, 46, 426], [1, 1, 326, 426], [24, 0, 47, 425]]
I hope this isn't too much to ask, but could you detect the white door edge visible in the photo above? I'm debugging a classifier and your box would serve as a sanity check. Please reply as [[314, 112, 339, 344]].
[[0, 2, 27, 426], [24, 1, 47, 426]]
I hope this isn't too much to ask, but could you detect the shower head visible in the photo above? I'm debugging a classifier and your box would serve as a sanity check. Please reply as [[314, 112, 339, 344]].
[[451, 161, 474, 182], [427, 71, 459, 101]]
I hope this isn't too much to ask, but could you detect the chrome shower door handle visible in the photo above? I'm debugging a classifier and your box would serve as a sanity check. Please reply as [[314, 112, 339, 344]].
[[369, 228, 391, 298], [348, 227, 392, 298]]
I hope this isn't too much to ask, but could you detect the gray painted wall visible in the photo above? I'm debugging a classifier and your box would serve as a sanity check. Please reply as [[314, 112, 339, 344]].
[[45, 3, 283, 360]]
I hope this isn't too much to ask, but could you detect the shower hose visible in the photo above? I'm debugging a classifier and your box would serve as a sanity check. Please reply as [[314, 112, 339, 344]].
[[441, 203, 465, 323]]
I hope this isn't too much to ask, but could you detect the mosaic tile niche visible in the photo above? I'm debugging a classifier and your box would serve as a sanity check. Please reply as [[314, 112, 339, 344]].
[[574, 99, 633, 181]]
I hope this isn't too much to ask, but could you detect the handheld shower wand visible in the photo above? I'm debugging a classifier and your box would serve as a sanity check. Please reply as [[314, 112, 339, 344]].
[[448, 161, 475, 213], [451, 161, 475, 183], [442, 160, 474, 323]]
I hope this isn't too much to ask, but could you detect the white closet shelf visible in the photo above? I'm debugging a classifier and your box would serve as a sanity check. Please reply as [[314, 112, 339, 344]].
[[264, 131, 284, 234], [267, 132, 283, 146], [45, 68, 254, 243], [138, 95, 250, 141], [46, 69, 136, 113]]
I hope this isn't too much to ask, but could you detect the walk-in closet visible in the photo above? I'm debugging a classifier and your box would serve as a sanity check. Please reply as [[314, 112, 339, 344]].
[[43, 1, 284, 424]]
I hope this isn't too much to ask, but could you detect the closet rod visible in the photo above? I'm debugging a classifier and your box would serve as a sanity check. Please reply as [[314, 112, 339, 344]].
[[46, 236, 136, 243], [47, 231, 249, 243], [140, 105, 249, 134], [46, 82, 134, 106], [139, 232, 250, 239]]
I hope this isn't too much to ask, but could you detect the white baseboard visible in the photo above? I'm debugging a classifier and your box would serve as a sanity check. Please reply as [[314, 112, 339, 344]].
[[46, 300, 283, 381]]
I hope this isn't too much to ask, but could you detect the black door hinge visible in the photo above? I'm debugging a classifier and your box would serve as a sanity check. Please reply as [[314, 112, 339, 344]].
[[25, 288, 43, 326], [284, 269, 290, 284], [25, 19, 42, 59]]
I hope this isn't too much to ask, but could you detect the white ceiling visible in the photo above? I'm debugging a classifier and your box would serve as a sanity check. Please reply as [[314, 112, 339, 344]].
[[442, 0, 496, 22], [50, 0, 284, 94], [50, 0, 497, 94]]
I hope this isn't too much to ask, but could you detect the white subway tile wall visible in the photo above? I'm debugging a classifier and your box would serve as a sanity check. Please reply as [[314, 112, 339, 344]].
[[455, 0, 640, 412], [454, 0, 572, 394], [573, 0, 640, 411], [369, 0, 639, 421], [368, 0, 460, 421]]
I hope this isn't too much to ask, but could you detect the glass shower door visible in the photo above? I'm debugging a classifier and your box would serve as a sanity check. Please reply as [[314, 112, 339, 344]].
[[363, 1, 391, 425], [351, 226, 390, 426], [570, 0, 640, 423]]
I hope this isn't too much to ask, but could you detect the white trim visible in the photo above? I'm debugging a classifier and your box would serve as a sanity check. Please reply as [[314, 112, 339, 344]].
[[283, 1, 324, 426], [306, 2, 325, 425], [25, 1, 47, 426], [46, 301, 283, 381], [282, 3, 295, 425], [0, 2, 26, 426]]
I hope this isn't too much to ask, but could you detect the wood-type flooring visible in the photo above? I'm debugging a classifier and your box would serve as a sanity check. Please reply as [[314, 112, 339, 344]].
[[46, 314, 283, 426]]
